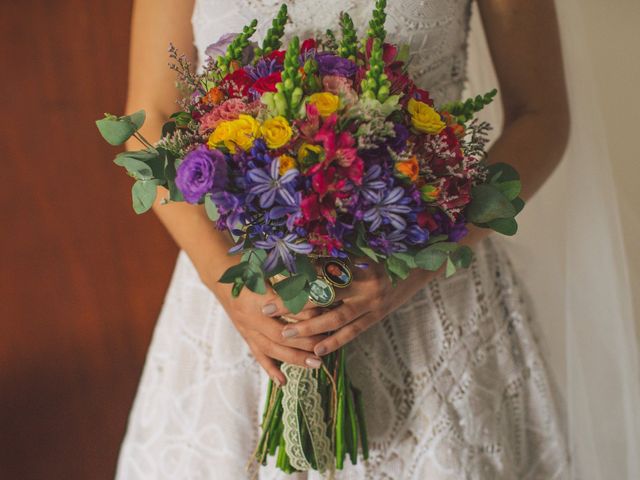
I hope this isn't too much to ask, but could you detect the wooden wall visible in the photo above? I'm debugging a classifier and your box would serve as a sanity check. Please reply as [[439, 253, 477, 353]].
[[0, 1, 177, 478]]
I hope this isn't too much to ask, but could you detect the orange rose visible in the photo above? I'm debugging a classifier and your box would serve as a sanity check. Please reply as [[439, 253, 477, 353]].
[[395, 156, 420, 182]]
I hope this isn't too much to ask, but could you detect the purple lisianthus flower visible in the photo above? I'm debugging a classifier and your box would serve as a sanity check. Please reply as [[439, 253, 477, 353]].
[[176, 146, 228, 204], [388, 123, 409, 153], [205, 33, 255, 64], [316, 52, 357, 77], [205, 33, 236, 58]]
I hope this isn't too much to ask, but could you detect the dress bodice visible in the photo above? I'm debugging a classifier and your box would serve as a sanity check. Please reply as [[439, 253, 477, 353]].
[[191, 0, 472, 104]]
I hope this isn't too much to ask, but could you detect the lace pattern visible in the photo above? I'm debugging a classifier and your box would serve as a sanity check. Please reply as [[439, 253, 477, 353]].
[[116, 1, 570, 478]]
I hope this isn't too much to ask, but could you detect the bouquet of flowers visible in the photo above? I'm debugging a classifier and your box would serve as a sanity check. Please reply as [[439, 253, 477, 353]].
[[97, 0, 524, 473]]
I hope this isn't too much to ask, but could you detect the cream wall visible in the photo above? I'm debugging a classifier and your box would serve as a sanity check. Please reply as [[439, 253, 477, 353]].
[[582, 0, 640, 330]]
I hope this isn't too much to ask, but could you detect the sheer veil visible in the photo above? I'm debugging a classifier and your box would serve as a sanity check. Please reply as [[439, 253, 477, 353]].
[[465, 0, 640, 477]]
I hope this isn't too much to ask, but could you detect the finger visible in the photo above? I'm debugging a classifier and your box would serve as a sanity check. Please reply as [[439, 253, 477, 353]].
[[250, 347, 286, 386], [281, 302, 363, 339], [313, 314, 374, 356], [282, 306, 324, 322], [254, 333, 323, 369], [255, 315, 324, 352], [260, 292, 318, 318]]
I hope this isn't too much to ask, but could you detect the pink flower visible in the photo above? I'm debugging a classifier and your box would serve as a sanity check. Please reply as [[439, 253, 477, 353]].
[[198, 98, 258, 134], [298, 103, 321, 138], [312, 114, 363, 184], [322, 75, 357, 106]]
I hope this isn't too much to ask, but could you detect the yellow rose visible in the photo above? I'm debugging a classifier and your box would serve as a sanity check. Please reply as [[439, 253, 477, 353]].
[[261, 116, 293, 149], [308, 92, 340, 118], [230, 114, 261, 151], [208, 120, 235, 150], [297, 143, 323, 164], [407, 98, 446, 135], [278, 154, 297, 175]]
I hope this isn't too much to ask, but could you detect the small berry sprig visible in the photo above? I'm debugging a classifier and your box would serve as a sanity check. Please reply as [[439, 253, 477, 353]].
[[338, 12, 358, 61], [361, 38, 391, 102], [217, 19, 258, 74], [255, 4, 288, 57], [274, 36, 303, 118]]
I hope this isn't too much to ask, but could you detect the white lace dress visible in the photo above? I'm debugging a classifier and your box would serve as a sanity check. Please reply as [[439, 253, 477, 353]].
[[116, 1, 570, 478]]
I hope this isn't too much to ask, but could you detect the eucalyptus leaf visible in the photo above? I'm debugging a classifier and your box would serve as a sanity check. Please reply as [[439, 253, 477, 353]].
[[283, 288, 310, 314], [295, 256, 317, 283], [96, 110, 146, 146], [488, 217, 518, 236], [245, 269, 267, 295], [487, 162, 520, 182], [467, 184, 516, 224], [273, 274, 308, 300], [131, 179, 160, 214], [391, 251, 417, 268], [426, 234, 449, 245], [450, 245, 473, 269], [445, 257, 456, 278], [415, 247, 448, 271], [512, 197, 525, 215], [118, 157, 153, 180], [219, 261, 249, 283], [387, 255, 410, 279], [204, 195, 220, 221], [496, 180, 521, 201]]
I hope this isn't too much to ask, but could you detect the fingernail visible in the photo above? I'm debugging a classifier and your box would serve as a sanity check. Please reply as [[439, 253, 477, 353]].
[[314, 345, 327, 356], [282, 327, 298, 338], [305, 357, 322, 369], [262, 303, 277, 316]]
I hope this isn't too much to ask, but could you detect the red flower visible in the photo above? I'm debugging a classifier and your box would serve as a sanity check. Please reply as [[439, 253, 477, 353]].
[[301, 38, 317, 54], [222, 69, 253, 98], [439, 177, 472, 211], [365, 37, 398, 64], [251, 71, 282, 94], [417, 210, 439, 231], [265, 50, 286, 64]]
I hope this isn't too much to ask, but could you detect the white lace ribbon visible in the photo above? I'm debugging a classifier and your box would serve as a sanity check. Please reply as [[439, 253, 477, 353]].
[[281, 363, 333, 472]]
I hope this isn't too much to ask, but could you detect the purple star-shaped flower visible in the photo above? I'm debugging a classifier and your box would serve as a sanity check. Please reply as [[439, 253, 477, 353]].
[[247, 158, 298, 208], [255, 233, 313, 273], [363, 187, 412, 232]]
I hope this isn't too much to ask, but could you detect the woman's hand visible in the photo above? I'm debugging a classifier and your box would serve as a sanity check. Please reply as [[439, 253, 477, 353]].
[[214, 282, 326, 386], [277, 262, 439, 357]]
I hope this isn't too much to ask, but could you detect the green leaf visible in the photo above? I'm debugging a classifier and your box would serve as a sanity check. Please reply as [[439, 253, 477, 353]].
[[273, 274, 308, 300], [445, 257, 456, 278], [467, 184, 517, 224], [356, 227, 379, 262], [116, 150, 164, 180], [118, 157, 153, 180], [512, 197, 525, 215], [488, 217, 518, 236], [415, 247, 448, 271], [219, 261, 249, 283], [162, 120, 176, 138], [295, 256, 317, 283], [282, 288, 309, 314], [232, 278, 245, 297], [450, 245, 473, 269], [204, 195, 219, 221], [387, 255, 410, 279], [245, 268, 267, 295], [131, 180, 159, 214], [426, 242, 458, 253], [496, 180, 521, 201], [391, 251, 417, 268], [96, 110, 146, 146], [488, 162, 520, 183], [427, 234, 449, 245]]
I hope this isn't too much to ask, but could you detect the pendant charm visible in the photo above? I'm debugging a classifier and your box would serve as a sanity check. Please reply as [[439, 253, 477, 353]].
[[322, 259, 353, 288], [308, 277, 336, 307]]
